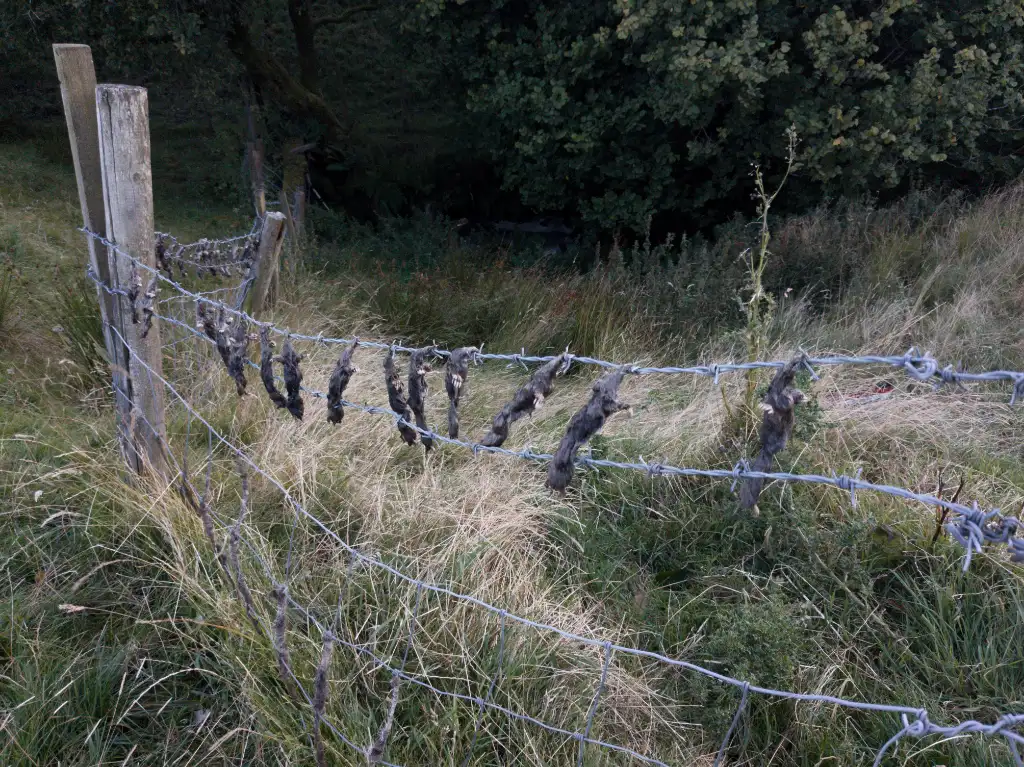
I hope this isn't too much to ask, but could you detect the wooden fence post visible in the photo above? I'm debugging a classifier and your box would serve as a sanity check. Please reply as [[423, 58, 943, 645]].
[[52, 44, 133, 456], [291, 188, 306, 276], [249, 212, 287, 316], [96, 84, 168, 479], [280, 188, 299, 278], [292, 188, 307, 237], [246, 94, 267, 218]]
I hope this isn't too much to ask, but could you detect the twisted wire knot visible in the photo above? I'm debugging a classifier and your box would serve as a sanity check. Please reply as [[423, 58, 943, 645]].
[[901, 709, 932, 737], [947, 502, 989, 571], [507, 349, 529, 371], [986, 712, 1024, 737], [833, 468, 863, 507], [902, 348, 938, 382], [730, 459, 751, 492], [797, 351, 820, 381], [641, 457, 665, 478], [937, 365, 962, 388], [1011, 374, 1024, 406], [708, 364, 722, 385]]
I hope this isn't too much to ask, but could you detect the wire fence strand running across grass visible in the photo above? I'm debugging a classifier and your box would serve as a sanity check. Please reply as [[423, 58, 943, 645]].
[[80, 215, 1024, 765], [86, 268, 1024, 574], [81, 227, 1024, 402], [104, 319, 1024, 767], [154, 216, 262, 264]]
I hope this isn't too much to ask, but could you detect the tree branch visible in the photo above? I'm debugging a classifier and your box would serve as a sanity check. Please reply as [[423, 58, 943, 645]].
[[227, 18, 346, 140], [314, 4, 377, 29]]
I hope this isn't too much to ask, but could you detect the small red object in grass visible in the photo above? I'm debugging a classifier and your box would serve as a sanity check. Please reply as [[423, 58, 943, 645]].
[[874, 382, 894, 394]]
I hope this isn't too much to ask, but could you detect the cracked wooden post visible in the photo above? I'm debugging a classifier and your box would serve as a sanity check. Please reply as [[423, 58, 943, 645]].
[[280, 187, 299, 279], [248, 212, 286, 316], [52, 44, 131, 461], [96, 83, 168, 478], [246, 95, 267, 218]]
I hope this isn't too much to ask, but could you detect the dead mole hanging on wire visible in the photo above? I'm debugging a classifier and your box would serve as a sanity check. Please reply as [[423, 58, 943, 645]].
[[258, 324, 306, 420], [480, 353, 569, 448], [547, 370, 631, 492], [197, 302, 247, 396], [408, 346, 435, 451], [739, 356, 806, 510], [224, 313, 250, 396], [276, 336, 304, 420], [384, 348, 419, 445], [326, 340, 358, 424], [259, 325, 288, 410], [445, 347, 477, 439]]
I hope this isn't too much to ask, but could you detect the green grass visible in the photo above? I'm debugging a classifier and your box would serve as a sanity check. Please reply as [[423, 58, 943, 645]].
[[1, 124, 1023, 766]]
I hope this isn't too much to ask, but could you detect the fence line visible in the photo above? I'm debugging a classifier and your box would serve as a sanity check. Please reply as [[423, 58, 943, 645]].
[[87, 270, 1024, 574], [82, 227, 1024, 402], [40, 35, 1022, 752], [154, 215, 262, 255], [104, 320, 1024, 767]]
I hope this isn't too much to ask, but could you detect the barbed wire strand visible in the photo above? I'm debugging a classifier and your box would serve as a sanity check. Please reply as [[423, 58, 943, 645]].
[[154, 216, 261, 257], [110, 376, 381, 763], [116, 292, 1024, 573], [104, 321, 1024, 766], [80, 228, 1024, 401]]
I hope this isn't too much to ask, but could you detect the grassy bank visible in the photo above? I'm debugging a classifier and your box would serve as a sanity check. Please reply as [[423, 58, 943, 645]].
[[1, 131, 1023, 766]]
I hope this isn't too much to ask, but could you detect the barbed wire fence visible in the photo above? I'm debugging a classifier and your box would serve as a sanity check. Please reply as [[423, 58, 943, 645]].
[[87, 274, 1024, 766], [81, 225, 1024, 569], [54, 65, 1024, 766], [82, 214, 1024, 765]]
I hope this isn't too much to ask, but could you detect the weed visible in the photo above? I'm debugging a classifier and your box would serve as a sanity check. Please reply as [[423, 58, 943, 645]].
[[0, 258, 17, 340], [53, 273, 108, 390]]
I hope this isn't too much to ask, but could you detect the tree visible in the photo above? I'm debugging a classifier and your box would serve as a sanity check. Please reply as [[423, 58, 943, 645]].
[[418, 0, 1024, 231], [1, 0, 457, 216]]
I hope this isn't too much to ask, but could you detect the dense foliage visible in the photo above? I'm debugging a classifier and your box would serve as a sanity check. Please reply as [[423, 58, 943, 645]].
[[419, 0, 1024, 229], [3, 1, 1024, 231]]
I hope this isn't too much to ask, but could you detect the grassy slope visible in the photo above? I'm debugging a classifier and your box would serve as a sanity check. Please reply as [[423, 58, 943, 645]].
[[1, 130, 1023, 767]]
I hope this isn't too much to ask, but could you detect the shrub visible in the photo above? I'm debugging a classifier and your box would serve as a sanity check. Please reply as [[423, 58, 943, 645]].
[[418, 0, 1024, 231]]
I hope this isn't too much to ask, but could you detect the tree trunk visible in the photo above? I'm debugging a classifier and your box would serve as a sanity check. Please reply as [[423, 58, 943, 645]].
[[227, 18, 344, 142], [288, 0, 320, 95]]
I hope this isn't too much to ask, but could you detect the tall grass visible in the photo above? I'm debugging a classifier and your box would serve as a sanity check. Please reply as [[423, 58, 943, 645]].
[[53, 274, 109, 390], [2, 136, 1024, 765]]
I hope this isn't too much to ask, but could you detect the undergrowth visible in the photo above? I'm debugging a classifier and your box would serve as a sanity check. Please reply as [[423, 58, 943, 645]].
[[1, 132, 1023, 766]]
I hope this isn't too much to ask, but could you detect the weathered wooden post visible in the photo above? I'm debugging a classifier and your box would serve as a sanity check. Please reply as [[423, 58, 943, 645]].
[[52, 44, 132, 455], [291, 188, 306, 275], [96, 83, 168, 478], [246, 94, 267, 219], [280, 188, 300, 278], [292, 188, 307, 237], [248, 211, 287, 316]]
